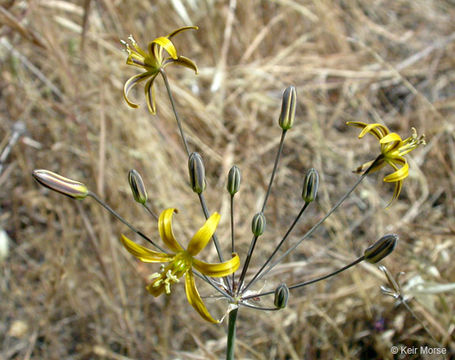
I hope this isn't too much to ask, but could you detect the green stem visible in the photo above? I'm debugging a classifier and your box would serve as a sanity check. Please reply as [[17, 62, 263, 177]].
[[249, 154, 382, 286], [236, 130, 287, 294], [242, 256, 364, 300], [226, 308, 238, 360], [88, 192, 166, 253], [242, 201, 310, 292], [160, 69, 190, 156], [160, 69, 226, 268]]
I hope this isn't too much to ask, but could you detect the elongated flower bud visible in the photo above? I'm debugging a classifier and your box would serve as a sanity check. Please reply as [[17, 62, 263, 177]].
[[278, 86, 297, 130], [251, 212, 266, 236], [32, 169, 88, 199], [188, 152, 206, 194], [302, 168, 319, 203], [128, 169, 148, 204], [364, 234, 398, 263], [274, 283, 289, 309], [227, 165, 241, 196]]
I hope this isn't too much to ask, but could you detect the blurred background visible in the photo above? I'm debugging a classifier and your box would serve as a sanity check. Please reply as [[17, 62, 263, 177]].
[[1, 0, 454, 359]]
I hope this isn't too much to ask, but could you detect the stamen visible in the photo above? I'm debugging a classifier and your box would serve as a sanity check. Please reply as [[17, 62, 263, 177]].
[[166, 270, 179, 283], [164, 281, 171, 294], [148, 272, 161, 280], [128, 35, 137, 45]]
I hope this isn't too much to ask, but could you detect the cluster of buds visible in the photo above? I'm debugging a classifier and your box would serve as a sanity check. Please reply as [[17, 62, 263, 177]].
[[31, 83, 401, 319]]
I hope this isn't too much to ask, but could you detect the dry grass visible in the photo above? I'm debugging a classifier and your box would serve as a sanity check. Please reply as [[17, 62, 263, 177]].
[[1, 0, 455, 359]]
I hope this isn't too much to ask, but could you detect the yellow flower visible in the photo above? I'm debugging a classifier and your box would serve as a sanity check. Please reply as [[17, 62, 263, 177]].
[[347, 121, 425, 204], [121, 26, 198, 114], [120, 208, 240, 323]]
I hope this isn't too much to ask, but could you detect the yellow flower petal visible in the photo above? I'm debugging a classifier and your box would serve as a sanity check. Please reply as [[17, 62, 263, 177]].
[[193, 253, 240, 277], [163, 55, 198, 74], [184, 270, 219, 323], [389, 180, 403, 205], [380, 132, 402, 144], [120, 234, 173, 263], [384, 160, 409, 182], [144, 74, 158, 114], [347, 121, 389, 140], [186, 212, 221, 256], [123, 72, 153, 108], [149, 37, 178, 60], [358, 123, 390, 139], [167, 26, 198, 39], [158, 208, 183, 253]]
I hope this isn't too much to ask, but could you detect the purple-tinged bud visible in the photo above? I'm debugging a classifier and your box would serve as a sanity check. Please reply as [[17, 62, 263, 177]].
[[128, 169, 148, 205], [32, 169, 88, 199]]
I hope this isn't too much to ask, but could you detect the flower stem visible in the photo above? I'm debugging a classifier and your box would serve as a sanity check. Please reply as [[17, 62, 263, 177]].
[[245, 154, 383, 288], [160, 69, 226, 267], [88, 192, 166, 252], [243, 256, 364, 300], [261, 130, 287, 212], [160, 69, 190, 156], [248, 173, 367, 285], [226, 308, 238, 360], [242, 202, 310, 292], [236, 130, 287, 294], [198, 193, 224, 262], [230, 194, 236, 289]]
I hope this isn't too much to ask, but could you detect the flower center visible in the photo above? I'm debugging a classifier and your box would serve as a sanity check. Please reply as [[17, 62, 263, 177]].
[[398, 127, 425, 156], [383, 128, 425, 159], [149, 252, 191, 295]]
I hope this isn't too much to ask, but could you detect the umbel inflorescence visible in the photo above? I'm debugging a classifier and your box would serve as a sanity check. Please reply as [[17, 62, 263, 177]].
[[32, 26, 425, 357]]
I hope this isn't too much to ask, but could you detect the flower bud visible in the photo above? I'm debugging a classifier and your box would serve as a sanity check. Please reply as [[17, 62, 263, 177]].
[[278, 86, 297, 130], [274, 283, 289, 309], [188, 152, 206, 194], [32, 169, 88, 199], [227, 165, 241, 196], [364, 234, 398, 263], [302, 168, 319, 203], [251, 212, 266, 236], [128, 169, 148, 205]]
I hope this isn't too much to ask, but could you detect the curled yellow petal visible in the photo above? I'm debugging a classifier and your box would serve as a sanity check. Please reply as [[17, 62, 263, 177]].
[[193, 253, 240, 277], [389, 180, 403, 205], [158, 208, 183, 253], [149, 37, 178, 59], [163, 55, 198, 74], [383, 160, 409, 182], [358, 123, 390, 139], [167, 26, 198, 39], [380, 132, 402, 144], [184, 270, 219, 323], [347, 121, 389, 141], [123, 72, 153, 108], [120, 234, 173, 263], [187, 212, 221, 256], [144, 74, 158, 114]]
